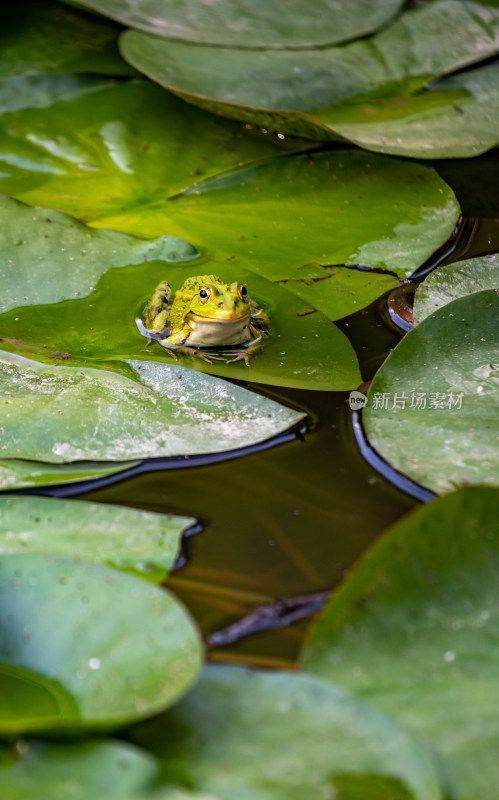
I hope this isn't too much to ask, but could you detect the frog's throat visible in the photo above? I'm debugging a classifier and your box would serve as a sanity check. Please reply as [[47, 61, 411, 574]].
[[186, 312, 251, 346], [188, 308, 250, 323]]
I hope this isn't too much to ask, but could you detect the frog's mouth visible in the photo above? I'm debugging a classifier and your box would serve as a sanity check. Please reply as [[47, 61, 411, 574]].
[[186, 311, 250, 346]]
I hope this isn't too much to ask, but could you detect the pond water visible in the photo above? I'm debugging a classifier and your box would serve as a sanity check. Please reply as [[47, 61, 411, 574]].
[[47, 153, 494, 669]]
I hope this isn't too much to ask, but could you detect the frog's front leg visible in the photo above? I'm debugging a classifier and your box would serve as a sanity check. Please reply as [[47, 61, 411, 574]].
[[250, 304, 271, 330], [143, 281, 172, 335]]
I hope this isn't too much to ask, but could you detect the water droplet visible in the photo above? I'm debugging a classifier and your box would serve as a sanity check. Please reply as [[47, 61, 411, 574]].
[[88, 657, 101, 670], [444, 650, 455, 663]]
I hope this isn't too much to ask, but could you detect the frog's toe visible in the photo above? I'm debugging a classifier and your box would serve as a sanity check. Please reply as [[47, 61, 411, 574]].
[[223, 350, 251, 365], [193, 349, 228, 363]]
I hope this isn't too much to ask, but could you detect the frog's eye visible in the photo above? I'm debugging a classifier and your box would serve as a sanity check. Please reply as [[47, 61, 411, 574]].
[[240, 284, 248, 297], [199, 287, 211, 303]]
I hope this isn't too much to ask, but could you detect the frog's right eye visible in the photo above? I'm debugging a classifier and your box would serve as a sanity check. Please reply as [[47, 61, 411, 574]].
[[199, 287, 210, 302]]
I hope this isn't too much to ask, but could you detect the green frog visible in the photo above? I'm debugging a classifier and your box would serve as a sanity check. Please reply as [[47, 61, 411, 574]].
[[139, 275, 270, 365]]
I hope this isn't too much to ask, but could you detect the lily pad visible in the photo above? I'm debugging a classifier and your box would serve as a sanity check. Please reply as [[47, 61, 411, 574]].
[[0, 194, 197, 315], [301, 486, 499, 800], [414, 253, 499, 323], [131, 665, 442, 800], [0, 495, 195, 582], [120, 1, 499, 157], [0, 458, 139, 492], [319, 62, 499, 160], [0, 0, 135, 79], [363, 289, 499, 494], [131, 151, 457, 283], [0, 554, 202, 733], [0, 351, 305, 462], [67, 0, 403, 49], [0, 259, 362, 391], [0, 740, 211, 800]]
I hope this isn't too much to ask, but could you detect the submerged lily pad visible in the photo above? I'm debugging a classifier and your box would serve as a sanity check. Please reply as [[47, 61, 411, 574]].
[[0, 351, 305, 462], [66, 0, 403, 48], [131, 665, 442, 800], [0, 195, 197, 315], [0, 554, 202, 733], [0, 459, 138, 492], [0, 0, 135, 79], [414, 253, 499, 323], [0, 495, 195, 582], [120, 1, 499, 158], [363, 289, 499, 494], [302, 487, 499, 800]]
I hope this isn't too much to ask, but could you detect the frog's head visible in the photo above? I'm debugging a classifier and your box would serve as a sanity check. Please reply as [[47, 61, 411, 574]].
[[181, 275, 251, 323]]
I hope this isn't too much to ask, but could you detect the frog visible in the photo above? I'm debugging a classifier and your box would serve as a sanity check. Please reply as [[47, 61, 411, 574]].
[[139, 275, 270, 365]]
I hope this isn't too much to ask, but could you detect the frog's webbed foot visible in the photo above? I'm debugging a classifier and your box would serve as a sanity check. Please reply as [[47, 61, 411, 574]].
[[224, 351, 251, 366], [190, 348, 227, 364], [222, 336, 264, 366], [157, 336, 227, 364]]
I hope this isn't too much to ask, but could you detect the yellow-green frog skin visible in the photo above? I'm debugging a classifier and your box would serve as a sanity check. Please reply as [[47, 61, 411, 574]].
[[142, 275, 270, 364]]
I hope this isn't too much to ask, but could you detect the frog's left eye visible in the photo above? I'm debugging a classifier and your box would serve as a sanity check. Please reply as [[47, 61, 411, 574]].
[[199, 287, 211, 302], [240, 284, 248, 297]]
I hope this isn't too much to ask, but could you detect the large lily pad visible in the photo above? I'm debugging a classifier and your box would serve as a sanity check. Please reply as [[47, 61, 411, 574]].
[[414, 253, 499, 323], [0, 0, 135, 79], [302, 487, 499, 800], [0, 76, 307, 221], [0, 495, 195, 582], [120, 1, 499, 157], [66, 0, 403, 49], [0, 554, 202, 733], [0, 351, 305, 462], [132, 665, 442, 800], [124, 151, 457, 283], [0, 194, 197, 315], [0, 458, 138, 492], [362, 289, 499, 494]]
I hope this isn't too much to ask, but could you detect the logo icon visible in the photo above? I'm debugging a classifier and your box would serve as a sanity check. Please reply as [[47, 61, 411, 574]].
[[348, 390, 367, 411]]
